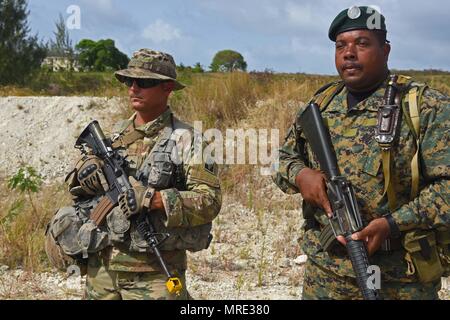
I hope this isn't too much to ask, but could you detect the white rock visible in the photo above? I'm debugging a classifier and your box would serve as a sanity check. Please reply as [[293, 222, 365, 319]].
[[0, 265, 9, 273], [294, 254, 308, 265]]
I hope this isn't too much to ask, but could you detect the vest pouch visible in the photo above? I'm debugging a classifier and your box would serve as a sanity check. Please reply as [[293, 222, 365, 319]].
[[148, 153, 174, 189], [436, 229, 450, 277], [402, 230, 444, 283], [49, 206, 84, 256], [77, 221, 110, 258], [106, 207, 131, 243]]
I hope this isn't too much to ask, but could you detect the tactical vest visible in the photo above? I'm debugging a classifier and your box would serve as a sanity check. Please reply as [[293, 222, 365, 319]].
[[106, 115, 212, 253], [305, 75, 449, 282], [46, 115, 213, 270]]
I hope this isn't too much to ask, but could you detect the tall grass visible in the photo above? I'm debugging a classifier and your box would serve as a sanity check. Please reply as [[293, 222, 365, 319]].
[[0, 70, 127, 96], [0, 181, 72, 271], [171, 72, 256, 128], [170, 72, 338, 131]]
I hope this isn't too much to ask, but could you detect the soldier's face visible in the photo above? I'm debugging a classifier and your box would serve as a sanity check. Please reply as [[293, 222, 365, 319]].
[[128, 80, 174, 112], [335, 29, 390, 91]]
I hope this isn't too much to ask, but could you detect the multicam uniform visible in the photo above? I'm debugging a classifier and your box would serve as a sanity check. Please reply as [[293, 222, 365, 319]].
[[273, 75, 450, 300], [65, 108, 221, 300]]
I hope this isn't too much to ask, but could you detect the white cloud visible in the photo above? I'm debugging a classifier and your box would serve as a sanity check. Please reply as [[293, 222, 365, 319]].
[[290, 37, 327, 55], [94, 0, 113, 11], [30, 0, 450, 73], [142, 19, 181, 43], [284, 1, 331, 31], [78, 0, 137, 31]]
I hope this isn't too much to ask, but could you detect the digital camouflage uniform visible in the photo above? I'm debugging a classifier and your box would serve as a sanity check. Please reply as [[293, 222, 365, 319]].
[[82, 108, 222, 300], [273, 76, 450, 300]]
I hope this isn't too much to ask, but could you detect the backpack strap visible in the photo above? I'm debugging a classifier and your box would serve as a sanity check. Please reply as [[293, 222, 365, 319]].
[[111, 114, 141, 148], [112, 129, 144, 148], [403, 83, 428, 199], [377, 75, 428, 211], [377, 75, 410, 212], [310, 81, 345, 111]]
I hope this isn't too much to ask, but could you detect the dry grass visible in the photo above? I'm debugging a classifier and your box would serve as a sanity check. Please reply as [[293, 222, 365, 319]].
[[0, 71, 127, 97], [170, 72, 337, 130], [0, 181, 72, 272], [177, 72, 257, 128], [0, 86, 36, 96]]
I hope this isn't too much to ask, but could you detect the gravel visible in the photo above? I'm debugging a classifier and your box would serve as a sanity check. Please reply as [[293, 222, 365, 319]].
[[0, 96, 126, 182]]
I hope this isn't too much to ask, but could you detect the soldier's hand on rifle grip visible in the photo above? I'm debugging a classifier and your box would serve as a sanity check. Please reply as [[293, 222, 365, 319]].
[[295, 168, 333, 217], [351, 217, 390, 256], [118, 176, 148, 219], [76, 155, 106, 196]]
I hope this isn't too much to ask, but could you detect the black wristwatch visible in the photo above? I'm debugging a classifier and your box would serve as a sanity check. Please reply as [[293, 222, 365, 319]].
[[383, 213, 401, 239]]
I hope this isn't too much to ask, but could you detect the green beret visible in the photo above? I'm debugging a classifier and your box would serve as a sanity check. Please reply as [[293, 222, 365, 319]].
[[328, 6, 386, 41]]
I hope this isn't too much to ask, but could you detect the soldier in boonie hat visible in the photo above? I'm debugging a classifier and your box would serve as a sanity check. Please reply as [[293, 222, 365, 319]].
[[115, 48, 185, 90], [48, 46, 222, 300]]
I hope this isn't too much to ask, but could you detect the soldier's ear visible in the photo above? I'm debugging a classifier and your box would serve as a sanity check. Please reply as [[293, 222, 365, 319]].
[[161, 81, 175, 93], [383, 43, 391, 59]]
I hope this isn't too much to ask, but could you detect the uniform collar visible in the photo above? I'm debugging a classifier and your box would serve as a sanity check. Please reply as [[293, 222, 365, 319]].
[[132, 107, 172, 137], [326, 76, 389, 113]]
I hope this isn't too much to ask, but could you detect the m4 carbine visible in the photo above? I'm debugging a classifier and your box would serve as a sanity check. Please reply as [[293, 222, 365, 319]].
[[75, 120, 182, 295], [75, 120, 135, 226], [299, 103, 381, 300]]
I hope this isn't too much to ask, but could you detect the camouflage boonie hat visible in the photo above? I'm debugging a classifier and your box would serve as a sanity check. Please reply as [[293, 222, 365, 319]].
[[115, 49, 185, 90]]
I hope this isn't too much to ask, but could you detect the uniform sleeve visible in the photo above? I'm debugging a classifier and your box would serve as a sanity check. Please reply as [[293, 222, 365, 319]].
[[272, 116, 309, 195], [391, 89, 450, 231], [159, 131, 222, 228]]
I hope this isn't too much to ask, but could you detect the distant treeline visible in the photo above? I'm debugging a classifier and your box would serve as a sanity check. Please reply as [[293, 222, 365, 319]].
[[1, 69, 449, 97]]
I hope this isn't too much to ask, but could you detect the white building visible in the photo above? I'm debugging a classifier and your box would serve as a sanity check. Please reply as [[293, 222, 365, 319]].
[[41, 56, 81, 72]]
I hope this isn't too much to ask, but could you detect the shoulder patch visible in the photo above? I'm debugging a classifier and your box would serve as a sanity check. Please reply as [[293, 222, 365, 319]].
[[188, 164, 220, 188]]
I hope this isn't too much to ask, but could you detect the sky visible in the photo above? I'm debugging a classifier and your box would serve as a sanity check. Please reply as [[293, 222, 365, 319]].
[[27, 0, 450, 74]]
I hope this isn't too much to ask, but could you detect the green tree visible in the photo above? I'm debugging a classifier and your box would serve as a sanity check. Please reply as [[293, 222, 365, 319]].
[[75, 38, 129, 71], [210, 50, 247, 72], [48, 13, 74, 58], [0, 0, 47, 85], [192, 62, 204, 73], [177, 62, 186, 72]]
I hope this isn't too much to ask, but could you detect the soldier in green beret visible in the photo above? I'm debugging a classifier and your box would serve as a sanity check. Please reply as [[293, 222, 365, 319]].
[[46, 49, 222, 300], [273, 6, 449, 299]]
